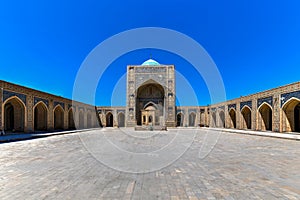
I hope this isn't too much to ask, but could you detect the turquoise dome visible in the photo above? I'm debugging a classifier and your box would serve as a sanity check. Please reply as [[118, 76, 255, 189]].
[[141, 59, 160, 66]]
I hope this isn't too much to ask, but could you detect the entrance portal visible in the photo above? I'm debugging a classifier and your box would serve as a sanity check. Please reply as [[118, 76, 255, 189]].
[[136, 83, 164, 126]]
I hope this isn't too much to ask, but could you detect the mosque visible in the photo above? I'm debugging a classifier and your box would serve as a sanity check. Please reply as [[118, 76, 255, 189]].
[[1, 59, 300, 133]]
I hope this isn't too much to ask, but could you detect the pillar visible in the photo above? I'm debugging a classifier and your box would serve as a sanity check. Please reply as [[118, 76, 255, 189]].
[[236, 101, 241, 129], [273, 94, 281, 132], [48, 99, 54, 130], [252, 98, 257, 130], [225, 105, 229, 128], [64, 103, 68, 130], [26, 95, 34, 132]]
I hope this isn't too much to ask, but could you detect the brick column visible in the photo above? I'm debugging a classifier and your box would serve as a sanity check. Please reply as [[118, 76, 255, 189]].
[[196, 108, 200, 127], [113, 110, 118, 127], [64, 104, 68, 130], [236, 102, 241, 129], [205, 107, 209, 127], [184, 108, 188, 127], [273, 94, 281, 132], [252, 98, 257, 130], [48, 99, 54, 130], [225, 105, 229, 128], [26, 95, 34, 132]]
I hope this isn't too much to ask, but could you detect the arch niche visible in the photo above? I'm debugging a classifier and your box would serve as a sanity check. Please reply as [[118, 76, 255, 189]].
[[176, 113, 184, 127], [54, 105, 64, 130], [34, 102, 48, 131], [218, 110, 225, 128], [118, 112, 125, 127], [136, 81, 164, 126], [3, 97, 25, 132], [211, 112, 217, 127], [229, 108, 237, 129], [258, 103, 273, 131], [106, 112, 113, 127], [68, 108, 76, 130], [241, 106, 252, 129], [189, 112, 196, 127], [282, 98, 300, 132]]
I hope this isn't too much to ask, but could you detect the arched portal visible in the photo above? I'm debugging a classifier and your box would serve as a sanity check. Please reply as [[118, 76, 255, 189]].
[[258, 103, 272, 131], [189, 112, 196, 127], [241, 106, 252, 129], [54, 106, 64, 130], [79, 110, 84, 129], [118, 113, 125, 127], [219, 110, 225, 128], [136, 82, 164, 126], [282, 98, 300, 132], [34, 102, 47, 131], [176, 113, 183, 127], [68, 109, 75, 130], [106, 112, 113, 127], [4, 97, 25, 132], [229, 109, 236, 128]]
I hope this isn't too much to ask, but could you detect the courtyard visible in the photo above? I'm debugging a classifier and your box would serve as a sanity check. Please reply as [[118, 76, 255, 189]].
[[0, 128, 299, 200]]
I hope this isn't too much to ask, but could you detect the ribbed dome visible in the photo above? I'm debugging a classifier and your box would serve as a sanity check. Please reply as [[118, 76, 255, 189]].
[[141, 59, 160, 66]]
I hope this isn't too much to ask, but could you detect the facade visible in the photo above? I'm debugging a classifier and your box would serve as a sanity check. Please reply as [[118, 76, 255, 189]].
[[0, 80, 99, 133], [1, 59, 300, 133], [97, 59, 300, 133]]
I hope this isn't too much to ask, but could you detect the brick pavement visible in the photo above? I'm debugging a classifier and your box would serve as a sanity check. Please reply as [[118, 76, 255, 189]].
[[0, 128, 299, 199]]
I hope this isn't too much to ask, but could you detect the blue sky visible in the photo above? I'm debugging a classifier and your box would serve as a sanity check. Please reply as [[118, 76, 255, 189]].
[[0, 0, 299, 106]]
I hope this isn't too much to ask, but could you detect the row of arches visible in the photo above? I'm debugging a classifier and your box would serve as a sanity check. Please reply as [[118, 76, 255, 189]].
[[210, 98, 300, 133], [211, 104, 273, 131], [176, 112, 196, 127], [2, 96, 97, 132], [103, 112, 125, 127]]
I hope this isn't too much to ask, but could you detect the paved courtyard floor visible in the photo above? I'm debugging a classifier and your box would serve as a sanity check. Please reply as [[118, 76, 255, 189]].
[[0, 128, 299, 200]]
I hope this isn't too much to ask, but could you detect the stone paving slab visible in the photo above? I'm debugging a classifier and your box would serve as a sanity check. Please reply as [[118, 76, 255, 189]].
[[205, 127, 300, 141], [0, 128, 100, 143], [0, 128, 299, 199]]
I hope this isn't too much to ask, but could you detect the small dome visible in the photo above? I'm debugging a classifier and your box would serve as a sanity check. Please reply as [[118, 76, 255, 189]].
[[142, 59, 160, 66]]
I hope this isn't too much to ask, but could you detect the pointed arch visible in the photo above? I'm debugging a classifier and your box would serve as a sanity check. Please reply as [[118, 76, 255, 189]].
[[282, 97, 300, 132], [3, 96, 26, 132], [106, 112, 113, 127], [118, 112, 125, 127], [33, 101, 48, 131], [176, 112, 184, 127], [258, 103, 272, 131], [68, 108, 76, 130], [53, 105, 64, 130], [229, 108, 236, 129], [143, 101, 158, 110], [79, 109, 84, 129], [211, 112, 217, 127], [188, 112, 196, 127], [241, 106, 252, 129], [136, 81, 164, 126], [218, 110, 225, 128]]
